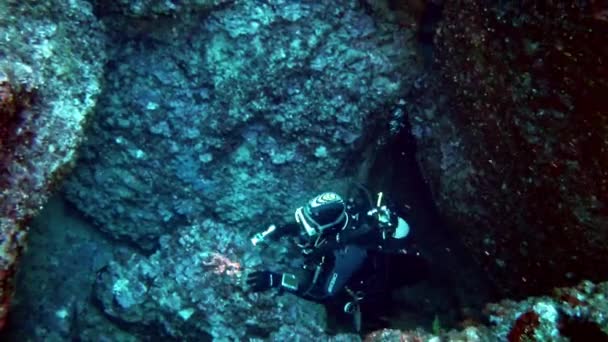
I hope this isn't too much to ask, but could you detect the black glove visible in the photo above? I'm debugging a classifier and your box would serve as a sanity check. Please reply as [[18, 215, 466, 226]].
[[246, 270, 281, 292]]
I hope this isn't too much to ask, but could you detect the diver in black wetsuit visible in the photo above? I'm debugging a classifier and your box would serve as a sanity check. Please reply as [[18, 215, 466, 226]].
[[246, 191, 429, 332]]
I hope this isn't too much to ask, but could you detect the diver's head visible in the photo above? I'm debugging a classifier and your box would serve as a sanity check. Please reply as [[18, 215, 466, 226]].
[[294, 192, 348, 244]]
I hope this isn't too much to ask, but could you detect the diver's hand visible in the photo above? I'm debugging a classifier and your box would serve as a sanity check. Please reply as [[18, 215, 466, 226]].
[[246, 270, 281, 292], [250, 225, 277, 246], [367, 206, 392, 227]]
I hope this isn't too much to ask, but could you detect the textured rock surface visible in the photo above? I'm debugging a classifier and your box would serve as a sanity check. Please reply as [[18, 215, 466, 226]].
[[0, 0, 105, 329], [365, 280, 608, 341], [94, 219, 335, 340], [410, 1, 608, 297], [100, 0, 229, 18], [64, 0, 419, 250]]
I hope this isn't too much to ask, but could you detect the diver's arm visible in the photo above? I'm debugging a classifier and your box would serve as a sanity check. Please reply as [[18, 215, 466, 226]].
[[336, 222, 376, 246], [340, 209, 411, 250], [272, 222, 300, 239]]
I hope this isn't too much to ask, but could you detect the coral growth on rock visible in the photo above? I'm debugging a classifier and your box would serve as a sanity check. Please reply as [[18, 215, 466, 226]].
[[93, 220, 329, 340], [0, 0, 105, 329]]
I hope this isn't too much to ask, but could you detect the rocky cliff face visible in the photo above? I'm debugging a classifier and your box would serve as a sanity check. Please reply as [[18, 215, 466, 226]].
[[410, 1, 608, 298], [64, 1, 418, 250], [3, 0, 608, 340], [61, 0, 421, 338], [0, 1, 105, 328]]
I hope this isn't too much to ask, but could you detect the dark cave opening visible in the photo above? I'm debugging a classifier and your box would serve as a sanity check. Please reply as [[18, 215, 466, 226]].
[[357, 111, 498, 333], [341, 0, 500, 333]]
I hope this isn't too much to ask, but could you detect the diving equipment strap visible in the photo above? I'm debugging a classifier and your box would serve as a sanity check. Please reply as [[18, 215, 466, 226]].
[[302, 256, 326, 298]]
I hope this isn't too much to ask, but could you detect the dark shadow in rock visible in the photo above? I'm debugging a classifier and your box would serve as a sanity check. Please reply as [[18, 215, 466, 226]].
[[363, 105, 498, 332], [0, 194, 138, 341], [559, 316, 608, 342]]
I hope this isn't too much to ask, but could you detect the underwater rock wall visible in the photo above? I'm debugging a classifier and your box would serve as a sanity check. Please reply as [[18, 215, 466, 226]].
[[64, 0, 419, 250], [410, 1, 608, 297], [61, 0, 421, 339], [366, 280, 608, 341], [104, 0, 228, 18], [0, 1, 105, 329]]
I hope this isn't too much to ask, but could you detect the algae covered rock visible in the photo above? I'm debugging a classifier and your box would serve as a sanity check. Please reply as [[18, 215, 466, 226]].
[[0, 0, 105, 329], [93, 219, 329, 340], [64, 0, 419, 250]]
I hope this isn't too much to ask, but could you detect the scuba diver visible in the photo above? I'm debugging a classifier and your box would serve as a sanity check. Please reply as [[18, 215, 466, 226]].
[[246, 191, 429, 333]]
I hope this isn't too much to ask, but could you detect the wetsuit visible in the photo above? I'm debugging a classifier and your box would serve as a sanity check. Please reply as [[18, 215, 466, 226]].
[[270, 212, 428, 304]]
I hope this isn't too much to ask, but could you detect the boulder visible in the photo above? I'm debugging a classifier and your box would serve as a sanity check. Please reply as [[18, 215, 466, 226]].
[[64, 0, 420, 250], [410, 0, 608, 297], [0, 0, 105, 328]]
